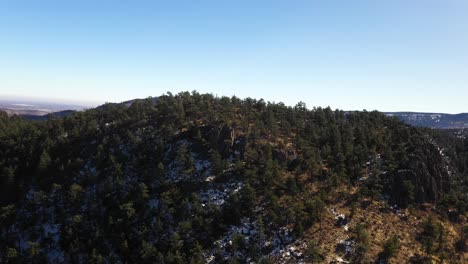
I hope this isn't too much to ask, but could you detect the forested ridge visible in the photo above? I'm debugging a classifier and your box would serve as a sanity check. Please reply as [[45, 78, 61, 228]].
[[0, 92, 467, 263]]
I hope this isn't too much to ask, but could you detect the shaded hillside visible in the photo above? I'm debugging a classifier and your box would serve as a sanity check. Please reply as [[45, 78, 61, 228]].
[[20, 110, 77, 121], [386, 112, 468, 129], [0, 92, 467, 263]]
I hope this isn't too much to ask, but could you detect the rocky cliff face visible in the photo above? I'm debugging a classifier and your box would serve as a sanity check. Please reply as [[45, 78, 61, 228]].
[[389, 140, 451, 207]]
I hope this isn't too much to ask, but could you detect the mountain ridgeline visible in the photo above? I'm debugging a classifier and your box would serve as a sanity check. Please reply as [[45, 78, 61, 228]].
[[386, 112, 468, 129], [20, 110, 77, 121], [0, 92, 467, 263]]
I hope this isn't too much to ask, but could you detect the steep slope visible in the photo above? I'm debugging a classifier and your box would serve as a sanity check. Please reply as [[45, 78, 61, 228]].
[[0, 92, 467, 263]]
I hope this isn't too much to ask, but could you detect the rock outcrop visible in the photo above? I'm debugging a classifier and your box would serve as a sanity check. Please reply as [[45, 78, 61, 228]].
[[390, 142, 451, 206]]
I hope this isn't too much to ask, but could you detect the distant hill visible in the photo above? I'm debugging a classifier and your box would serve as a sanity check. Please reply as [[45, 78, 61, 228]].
[[0, 98, 88, 117], [20, 110, 76, 121], [386, 112, 468, 129], [0, 98, 89, 122], [1, 108, 50, 116]]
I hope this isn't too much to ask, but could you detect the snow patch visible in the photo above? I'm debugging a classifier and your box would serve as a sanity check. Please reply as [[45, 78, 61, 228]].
[[199, 181, 244, 206]]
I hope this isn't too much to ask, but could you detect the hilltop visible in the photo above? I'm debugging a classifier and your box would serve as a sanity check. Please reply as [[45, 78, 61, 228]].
[[0, 92, 467, 263]]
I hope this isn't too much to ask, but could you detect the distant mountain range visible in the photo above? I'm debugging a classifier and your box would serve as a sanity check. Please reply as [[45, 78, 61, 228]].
[[19, 110, 77, 121], [0, 98, 86, 119], [386, 112, 468, 129]]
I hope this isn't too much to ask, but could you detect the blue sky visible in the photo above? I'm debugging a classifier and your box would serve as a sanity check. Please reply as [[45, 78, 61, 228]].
[[0, 0, 467, 112]]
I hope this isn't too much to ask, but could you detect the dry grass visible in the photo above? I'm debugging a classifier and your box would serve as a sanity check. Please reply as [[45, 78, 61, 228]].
[[300, 189, 468, 263]]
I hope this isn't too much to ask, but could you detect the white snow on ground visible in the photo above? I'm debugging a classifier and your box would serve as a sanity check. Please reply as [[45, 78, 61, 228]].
[[338, 238, 355, 255], [206, 218, 259, 263], [335, 257, 351, 263], [205, 176, 216, 182], [13, 187, 66, 263], [431, 141, 453, 177], [268, 226, 294, 255], [199, 181, 244, 206], [390, 204, 404, 216], [165, 141, 215, 182], [274, 237, 307, 263], [205, 218, 296, 263], [329, 207, 355, 263], [331, 208, 350, 231]]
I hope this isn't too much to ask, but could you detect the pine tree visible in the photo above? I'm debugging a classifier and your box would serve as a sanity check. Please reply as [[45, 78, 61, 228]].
[[211, 150, 224, 175], [38, 150, 51, 172], [380, 235, 400, 261], [240, 183, 256, 214]]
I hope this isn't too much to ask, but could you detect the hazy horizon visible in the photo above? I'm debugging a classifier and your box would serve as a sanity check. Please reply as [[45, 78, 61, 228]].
[[2, 92, 468, 115], [1, 1, 467, 113]]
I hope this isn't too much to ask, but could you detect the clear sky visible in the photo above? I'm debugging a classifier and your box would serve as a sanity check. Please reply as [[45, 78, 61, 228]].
[[1, 0, 467, 113]]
